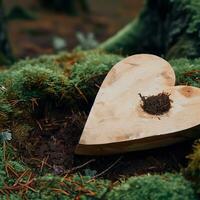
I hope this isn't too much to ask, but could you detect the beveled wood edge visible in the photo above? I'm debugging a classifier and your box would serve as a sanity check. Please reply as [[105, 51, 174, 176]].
[[75, 125, 200, 155]]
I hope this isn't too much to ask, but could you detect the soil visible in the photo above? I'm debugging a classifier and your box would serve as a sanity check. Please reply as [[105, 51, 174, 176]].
[[75, 141, 193, 180], [139, 92, 172, 115], [16, 111, 87, 172], [15, 109, 193, 180]]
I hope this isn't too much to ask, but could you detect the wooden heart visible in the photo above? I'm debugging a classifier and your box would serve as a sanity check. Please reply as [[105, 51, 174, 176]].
[[75, 54, 200, 155]]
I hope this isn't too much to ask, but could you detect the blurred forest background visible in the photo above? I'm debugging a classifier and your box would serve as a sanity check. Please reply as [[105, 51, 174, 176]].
[[3, 0, 143, 59]]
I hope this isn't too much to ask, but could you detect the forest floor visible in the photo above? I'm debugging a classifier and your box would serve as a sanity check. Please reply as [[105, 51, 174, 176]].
[[2, 0, 196, 181], [16, 112, 193, 180]]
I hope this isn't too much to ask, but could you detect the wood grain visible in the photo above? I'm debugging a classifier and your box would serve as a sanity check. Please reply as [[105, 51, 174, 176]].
[[75, 54, 200, 155]]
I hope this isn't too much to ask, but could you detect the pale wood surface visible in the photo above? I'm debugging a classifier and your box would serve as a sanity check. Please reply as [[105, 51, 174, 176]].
[[75, 54, 200, 155]]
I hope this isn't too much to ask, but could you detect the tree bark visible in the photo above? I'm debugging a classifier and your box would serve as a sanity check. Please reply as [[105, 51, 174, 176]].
[[0, 0, 13, 65], [100, 0, 200, 59]]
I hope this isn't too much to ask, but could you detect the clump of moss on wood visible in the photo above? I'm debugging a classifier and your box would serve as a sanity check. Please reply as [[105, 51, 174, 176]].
[[139, 92, 172, 115]]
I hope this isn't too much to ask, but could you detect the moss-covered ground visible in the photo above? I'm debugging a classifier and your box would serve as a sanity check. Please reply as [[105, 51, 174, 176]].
[[0, 50, 199, 199]]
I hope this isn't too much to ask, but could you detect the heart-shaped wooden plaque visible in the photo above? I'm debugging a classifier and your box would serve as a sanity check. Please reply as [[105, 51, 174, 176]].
[[75, 54, 200, 155]]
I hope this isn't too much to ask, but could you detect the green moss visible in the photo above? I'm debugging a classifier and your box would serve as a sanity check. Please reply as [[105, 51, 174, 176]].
[[0, 50, 122, 143], [185, 140, 200, 194], [25, 174, 110, 200], [0, 194, 23, 200], [0, 143, 198, 200], [1, 51, 121, 102], [0, 143, 27, 189], [107, 173, 198, 200], [186, 141, 200, 174], [70, 51, 122, 102], [0, 142, 110, 199], [170, 58, 200, 87]]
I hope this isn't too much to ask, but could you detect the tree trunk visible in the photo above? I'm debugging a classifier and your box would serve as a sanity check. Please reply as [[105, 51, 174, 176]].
[[0, 0, 13, 65], [100, 0, 200, 59]]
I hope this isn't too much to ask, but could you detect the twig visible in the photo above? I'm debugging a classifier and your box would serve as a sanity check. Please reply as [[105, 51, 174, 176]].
[[88, 156, 122, 182], [19, 180, 36, 192], [29, 157, 52, 168], [13, 169, 29, 186], [62, 159, 96, 180], [36, 120, 43, 131], [71, 159, 95, 172], [3, 142, 6, 161], [51, 188, 70, 196], [40, 156, 49, 173], [5, 162, 19, 177], [75, 86, 88, 103], [31, 98, 39, 111]]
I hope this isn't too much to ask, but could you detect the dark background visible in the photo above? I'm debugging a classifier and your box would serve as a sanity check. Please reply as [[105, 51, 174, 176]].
[[4, 0, 143, 58]]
